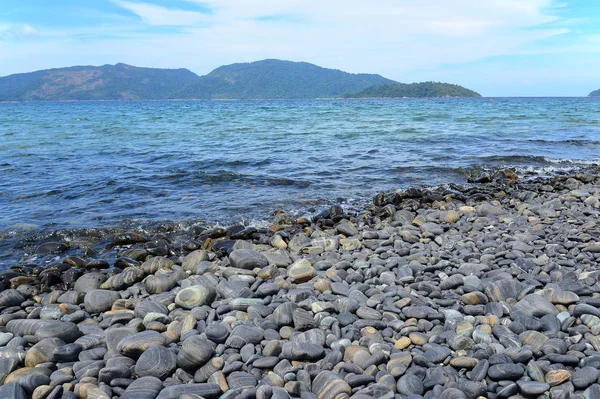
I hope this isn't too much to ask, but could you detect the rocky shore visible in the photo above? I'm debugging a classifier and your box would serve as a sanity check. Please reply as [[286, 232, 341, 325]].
[[1, 166, 600, 399]]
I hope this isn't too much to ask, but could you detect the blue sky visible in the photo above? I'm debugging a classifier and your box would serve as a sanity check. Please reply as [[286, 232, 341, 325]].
[[1, 0, 599, 96]]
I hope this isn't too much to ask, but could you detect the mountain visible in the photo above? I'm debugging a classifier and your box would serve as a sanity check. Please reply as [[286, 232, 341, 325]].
[[590, 89, 600, 97], [343, 82, 481, 98], [0, 63, 199, 101], [0, 60, 479, 100], [177, 59, 396, 99]]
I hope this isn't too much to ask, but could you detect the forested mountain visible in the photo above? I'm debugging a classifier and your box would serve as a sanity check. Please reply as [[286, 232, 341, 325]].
[[343, 82, 481, 98], [589, 89, 600, 97], [0, 60, 479, 100], [176, 59, 395, 99], [0, 63, 198, 101]]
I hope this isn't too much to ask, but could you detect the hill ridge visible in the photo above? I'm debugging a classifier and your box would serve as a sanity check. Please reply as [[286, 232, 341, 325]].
[[343, 82, 481, 98], [0, 59, 479, 101]]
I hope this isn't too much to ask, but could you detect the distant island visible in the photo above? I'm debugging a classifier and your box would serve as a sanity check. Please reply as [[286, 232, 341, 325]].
[[0, 59, 479, 101], [343, 82, 481, 98], [590, 89, 600, 97]]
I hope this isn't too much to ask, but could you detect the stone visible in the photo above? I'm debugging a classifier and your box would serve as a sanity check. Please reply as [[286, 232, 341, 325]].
[[175, 285, 216, 309], [397, 373, 424, 396], [485, 280, 524, 302], [572, 367, 599, 390], [337, 219, 359, 236], [120, 376, 163, 399], [226, 325, 264, 349], [488, 364, 524, 381], [288, 259, 316, 283], [546, 369, 571, 386], [0, 289, 25, 308], [25, 338, 65, 367], [281, 342, 325, 361], [512, 294, 558, 318], [177, 336, 215, 370], [229, 249, 268, 269], [0, 382, 27, 399], [84, 290, 121, 313], [135, 346, 177, 380], [100, 267, 145, 290], [182, 250, 209, 272], [156, 383, 222, 399], [517, 381, 550, 396], [116, 331, 166, 357], [450, 357, 478, 369], [312, 371, 352, 399], [6, 320, 81, 343]]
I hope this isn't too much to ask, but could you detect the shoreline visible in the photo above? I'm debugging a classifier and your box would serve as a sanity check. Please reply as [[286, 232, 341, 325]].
[[3, 164, 597, 268], [0, 166, 599, 398]]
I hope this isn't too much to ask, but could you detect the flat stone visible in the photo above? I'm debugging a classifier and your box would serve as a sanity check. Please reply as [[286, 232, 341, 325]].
[[488, 364, 524, 381], [229, 249, 268, 269], [84, 290, 121, 313], [517, 381, 550, 396]]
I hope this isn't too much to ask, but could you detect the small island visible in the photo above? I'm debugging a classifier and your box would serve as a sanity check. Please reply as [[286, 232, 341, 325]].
[[343, 82, 481, 98], [589, 89, 600, 97]]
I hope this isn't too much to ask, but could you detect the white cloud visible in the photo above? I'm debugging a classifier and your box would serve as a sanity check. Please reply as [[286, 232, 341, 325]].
[[166, 0, 569, 76], [112, 0, 208, 26], [0, 23, 40, 40], [20, 24, 39, 36], [1, 0, 597, 95]]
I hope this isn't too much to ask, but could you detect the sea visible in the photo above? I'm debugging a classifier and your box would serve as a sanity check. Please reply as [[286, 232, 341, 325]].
[[1, 97, 599, 266]]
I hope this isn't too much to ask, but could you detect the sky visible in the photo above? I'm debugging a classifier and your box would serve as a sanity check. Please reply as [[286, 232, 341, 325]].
[[0, 0, 599, 96]]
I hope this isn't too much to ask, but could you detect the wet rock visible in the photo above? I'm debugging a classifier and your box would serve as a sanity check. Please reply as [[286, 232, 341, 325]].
[[36, 242, 69, 255], [100, 267, 145, 290]]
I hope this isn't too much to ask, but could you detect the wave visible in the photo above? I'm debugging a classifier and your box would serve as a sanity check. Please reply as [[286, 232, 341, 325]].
[[499, 138, 600, 146], [478, 155, 550, 164], [478, 155, 600, 166]]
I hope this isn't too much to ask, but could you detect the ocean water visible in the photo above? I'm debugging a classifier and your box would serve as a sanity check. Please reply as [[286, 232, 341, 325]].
[[1, 97, 600, 265]]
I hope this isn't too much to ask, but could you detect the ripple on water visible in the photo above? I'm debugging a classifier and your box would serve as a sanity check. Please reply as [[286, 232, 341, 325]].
[[0, 98, 600, 266]]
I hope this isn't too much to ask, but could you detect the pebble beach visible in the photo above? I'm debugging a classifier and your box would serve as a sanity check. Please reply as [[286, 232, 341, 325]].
[[1, 166, 600, 399]]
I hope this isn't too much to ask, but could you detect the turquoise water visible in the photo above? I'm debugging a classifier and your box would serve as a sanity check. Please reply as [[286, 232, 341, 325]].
[[1, 97, 600, 264]]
